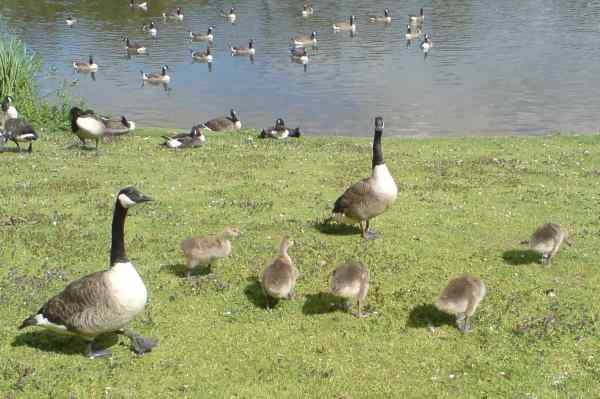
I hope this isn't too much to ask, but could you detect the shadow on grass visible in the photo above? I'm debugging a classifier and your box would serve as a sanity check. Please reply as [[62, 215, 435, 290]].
[[312, 220, 361, 236], [407, 304, 455, 329], [66, 143, 98, 151], [162, 263, 213, 278], [12, 331, 118, 356], [502, 249, 540, 265], [0, 147, 21, 153], [302, 292, 340, 315], [244, 278, 270, 309]]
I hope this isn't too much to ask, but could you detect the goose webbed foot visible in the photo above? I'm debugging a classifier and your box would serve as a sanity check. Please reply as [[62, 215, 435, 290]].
[[541, 254, 551, 266], [352, 311, 370, 318], [85, 342, 112, 359], [362, 230, 379, 240], [119, 330, 158, 355], [456, 313, 472, 333]]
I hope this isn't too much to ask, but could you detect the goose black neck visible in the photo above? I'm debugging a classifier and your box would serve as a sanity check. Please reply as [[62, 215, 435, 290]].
[[110, 201, 129, 265], [372, 129, 384, 168]]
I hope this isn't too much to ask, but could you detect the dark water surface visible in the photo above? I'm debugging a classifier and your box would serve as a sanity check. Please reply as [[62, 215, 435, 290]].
[[1, 0, 600, 136]]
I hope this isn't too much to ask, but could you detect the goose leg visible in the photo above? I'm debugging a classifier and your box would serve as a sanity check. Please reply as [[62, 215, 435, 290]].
[[265, 294, 272, 310], [117, 329, 158, 355], [95, 137, 99, 150], [361, 220, 378, 240], [456, 313, 472, 333], [541, 253, 551, 266], [85, 340, 112, 359], [14, 141, 21, 152], [353, 298, 369, 318], [27, 142, 32, 153]]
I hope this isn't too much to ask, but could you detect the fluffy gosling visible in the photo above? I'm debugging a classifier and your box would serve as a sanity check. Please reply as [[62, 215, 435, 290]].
[[435, 274, 486, 333], [529, 223, 567, 265], [180, 227, 241, 278], [330, 262, 369, 317], [261, 237, 298, 309]]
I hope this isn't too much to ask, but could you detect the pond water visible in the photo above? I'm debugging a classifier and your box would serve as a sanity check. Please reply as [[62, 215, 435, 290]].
[[1, 0, 600, 137]]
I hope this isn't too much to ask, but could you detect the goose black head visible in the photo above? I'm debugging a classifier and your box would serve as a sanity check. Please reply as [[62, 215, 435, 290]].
[[162, 65, 169, 74], [230, 7, 235, 14], [1, 96, 12, 112], [230, 109, 239, 121], [208, 26, 214, 34], [117, 186, 153, 209], [190, 125, 202, 137], [248, 39, 254, 48], [375, 116, 384, 134], [120, 116, 129, 125], [275, 118, 286, 129], [69, 107, 84, 132], [311, 31, 317, 39], [385, 9, 390, 16], [177, 7, 182, 15], [350, 15, 356, 24], [420, 7, 424, 16], [88, 55, 94, 64]]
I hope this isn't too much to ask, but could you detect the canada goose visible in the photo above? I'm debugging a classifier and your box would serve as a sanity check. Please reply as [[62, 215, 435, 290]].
[[420, 34, 433, 53], [141, 65, 170, 83], [330, 262, 369, 317], [102, 116, 136, 136], [230, 40, 255, 56], [73, 56, 98, 72], [202, 109, 242, 132], [124, 37, 147, 54], [409, 8, 425, 25], [261, 237, 298, 309], [221, 7, 236, 22], [368, 9, 391, 23], [333, 16, 356, 32], [529, 223, 567, 265], [329, 117, 398, 240], [19, 187, 156, 358], [142, 22, 157, 37], [301, 4, 314, 16], [69, 107, 105, 149], [190, 47, 213, 63], [291, 31, 317, 47], [169, 7, 184, 21], [65, 16, 77, 26], [405, 24, 421, 40], [1, 96, 18, 119], [189, 26, 214, 42], [259, 118, 301, 139], [162, 125, 206, 149], [180, 227, 241, 278], [290, 48, 309, 65], [435, 275, 486, 333], [0, 118, 38, 153], [130, 0, 148, 11]]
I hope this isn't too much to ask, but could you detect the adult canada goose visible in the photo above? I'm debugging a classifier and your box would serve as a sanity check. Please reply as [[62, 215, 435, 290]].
[[130, 0, 148, 11], [368, 9, 391, 23], [161, 125, 206, 149], [190, 47, 213, 63], [259, 118, 301, 139], [329, 117, 398, 240], [65, 16, 77, 26], [405, 24, 421, 40], [73, 56, 98, 72], [302, 4, 314, 16], [420, 34, 433, 53], [221, 7, 236, 22], [169, 7, 184, 20], [142, 22, 157, 37], [409, 8, 425, 25], [124, 37, 147, 54], [189, 26, 214, 42], [529, 223, 567, 265], [0, 118, 38, 153], [330, 262, 369, 317], [102, 116, 136, 136], [19, 187, 156, 358], [291, 32, 317, 47], [141, 65, 170, 83], [230, 40, 255, 56], [202, 109, 242, 132], [69, 107, 105, 149], [435, 275, 486, 333], [261, 237, 298, 309], [180, 227, 241, 278], [290, 48, 309, 65], [1, 96, 18, 119], [333, 16, 356, 32]]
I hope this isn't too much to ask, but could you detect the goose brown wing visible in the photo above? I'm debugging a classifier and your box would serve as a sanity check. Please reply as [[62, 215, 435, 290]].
[[204, 117, 231, 131], [332, 177, 375, 217]]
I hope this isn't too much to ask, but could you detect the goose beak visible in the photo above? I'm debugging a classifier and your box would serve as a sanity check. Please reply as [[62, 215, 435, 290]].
[[138, 194, 153, 203]]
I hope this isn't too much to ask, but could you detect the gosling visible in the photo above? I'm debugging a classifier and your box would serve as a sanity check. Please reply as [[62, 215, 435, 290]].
[[330, 262, 369, 317], [529, 223, 567, 265], [180, 227, 241, 278], [435, 274, 486, 333], [261, 237, 297, 309]]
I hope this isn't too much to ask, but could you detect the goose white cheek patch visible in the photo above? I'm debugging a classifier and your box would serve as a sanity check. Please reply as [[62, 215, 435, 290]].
[[118, 194, 137, 208]]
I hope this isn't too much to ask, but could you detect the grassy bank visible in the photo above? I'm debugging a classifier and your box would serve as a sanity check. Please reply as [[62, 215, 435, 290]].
[[1, 129, 600, 398]]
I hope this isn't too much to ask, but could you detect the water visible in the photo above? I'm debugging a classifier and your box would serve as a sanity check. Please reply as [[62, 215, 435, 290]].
[[1, 0, 600, 137]]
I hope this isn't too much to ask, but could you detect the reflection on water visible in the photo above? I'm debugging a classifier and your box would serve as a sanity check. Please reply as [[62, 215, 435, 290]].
[[1, 0, 600, 136]]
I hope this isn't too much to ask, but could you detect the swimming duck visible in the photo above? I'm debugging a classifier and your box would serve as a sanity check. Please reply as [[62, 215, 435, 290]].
[[130, 0, 148, 11], [142, 22, 157, 37], [529, 223, 567, 265], [301, 4, 314, 16], [124, 37, 147, 54], [409, 8, 425, 25], [230, 40, 255, 56], [65, 16, 77, 26], [290, 47, 309, 65], [291, 31, 317, 47], [180, 227, 241, 278], [0, 117, 38, 153], [73, 56, 98, 72], [435, 275, 486, 333], [420, 34, 433, 53], [221, 7, 236, 22], [202, 109, 242, 132], [2, 96, 18, 119], [405, 24, 421, 40], [19, 187, 156, 358], [368, 9, 391, 23], [330, 262, 369, 317], [189, 26, 214, 42], [259, 118, 301, 139], [102, 116, 136, 136], [333, 16, 356, 32], [329, 117, 398, 240], [161, 125, 206, 149], [141, 65, 170, 83], [261, 237, 298, 309], [190, 47, 213, 63], [69, 107, 105, 149]]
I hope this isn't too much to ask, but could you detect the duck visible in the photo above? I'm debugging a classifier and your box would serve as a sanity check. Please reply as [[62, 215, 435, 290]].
[[435, 275, 486, 333], [261, 237, 298, 309], [330, 262, 369, 317], [221, 7, 236, 22], [161, 125, 206, 149], [142, 22, 157, 37], [180, 227, 241, 278], [189, 26, 214, 42], [259, 118, 301, 139], [368, 8, 391, 23], [65, 16, 77, 26], [291, 31, 317, 47], [202, 109, 242, 132], [301, 4, 314, 16], [102, 116, 136, 136], [230, 40, 255, 56], [124, 37, 147, 54], [2, 96, 18, 119], [405, 24, 421, 40], [420, 34, 433, 53], [69, 107, 105, 149], [130, 0, 148, 11], [409, 8, 425, 25], [141, 65, 170, 83], [333, 15, 356, 32], [19, 187, 156, 358], [190, 47, 213, 63], [290, 47, 309, 65], [328, 117, 398, 240], [529, 223, 567, 265], [73, 55, 98, 72], [0, 117, 38, 153]]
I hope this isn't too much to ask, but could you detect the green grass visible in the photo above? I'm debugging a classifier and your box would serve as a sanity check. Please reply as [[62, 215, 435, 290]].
[[2, 129, 600, 398]]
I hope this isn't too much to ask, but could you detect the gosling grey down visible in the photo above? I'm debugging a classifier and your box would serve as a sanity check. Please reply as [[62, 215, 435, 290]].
[[180, 227, 241, 278], [261, 237, 298, 309], [330, 262, 369, 317], [435, 274, 486, 333], [529, 223, 567, 265]]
